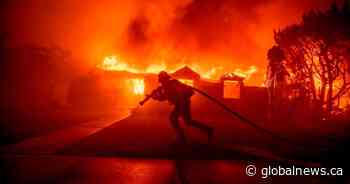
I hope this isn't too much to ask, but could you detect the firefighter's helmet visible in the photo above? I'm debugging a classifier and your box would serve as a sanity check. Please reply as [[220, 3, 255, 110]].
[[158, 71, 171, 83]]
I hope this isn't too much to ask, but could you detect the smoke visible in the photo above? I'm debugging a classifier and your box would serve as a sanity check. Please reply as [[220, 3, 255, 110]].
[[119, 0, 337, 83], [2, 0, 339, 84], [123, 0, 271, 63]]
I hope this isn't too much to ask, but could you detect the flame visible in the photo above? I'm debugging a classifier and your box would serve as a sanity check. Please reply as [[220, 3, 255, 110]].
[[98, 55, 258, 81], [202, 67, 223, 79], [99, 56, 139, 73], [130, 78, 144, 95], [222, 66, 258, 79], [145, 63, 167, 73], [233, 66, 257, 79], [178, 79, 194, 86]]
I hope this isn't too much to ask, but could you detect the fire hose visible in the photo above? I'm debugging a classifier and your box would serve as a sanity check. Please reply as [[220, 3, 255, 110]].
[[139, 85, 294, 143], [139, 83, 328, 150], [191, 86, 337, 151], [190, 86, 295, 144]]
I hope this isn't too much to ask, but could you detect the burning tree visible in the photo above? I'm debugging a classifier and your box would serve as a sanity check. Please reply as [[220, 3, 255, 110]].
[[267, 1, 350, 119], [266, 46, 288, 104]]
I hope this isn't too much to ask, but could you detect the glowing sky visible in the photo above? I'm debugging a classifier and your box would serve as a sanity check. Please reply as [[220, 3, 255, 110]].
[[1, 0, 339, 85]]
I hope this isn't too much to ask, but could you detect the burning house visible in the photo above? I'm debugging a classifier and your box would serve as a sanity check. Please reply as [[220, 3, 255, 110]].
[[89, 56, 268, 119]]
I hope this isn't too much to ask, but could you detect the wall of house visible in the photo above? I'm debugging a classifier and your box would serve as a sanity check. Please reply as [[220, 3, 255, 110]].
[[193, 80, 268, 121]]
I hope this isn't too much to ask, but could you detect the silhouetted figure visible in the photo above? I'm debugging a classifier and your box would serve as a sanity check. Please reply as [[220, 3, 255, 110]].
[[149, 71, 213, 144]]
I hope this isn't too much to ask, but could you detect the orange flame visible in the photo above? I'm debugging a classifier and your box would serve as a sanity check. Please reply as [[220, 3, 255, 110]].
[[178, 79, 194, 86], [98, 55, 258, 81], [130, 78, 144, 95], [231, 66, 257, 79], [99, 56, 139, 73]]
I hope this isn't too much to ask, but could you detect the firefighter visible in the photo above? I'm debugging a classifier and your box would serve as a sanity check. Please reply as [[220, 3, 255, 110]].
[[152, 71, 214, 144]]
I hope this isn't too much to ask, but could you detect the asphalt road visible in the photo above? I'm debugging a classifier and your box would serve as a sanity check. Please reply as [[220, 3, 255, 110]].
[[0, 103, 347, 184]]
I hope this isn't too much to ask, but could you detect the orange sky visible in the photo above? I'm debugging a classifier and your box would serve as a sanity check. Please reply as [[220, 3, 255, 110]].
[[1, 0, 339, 85]]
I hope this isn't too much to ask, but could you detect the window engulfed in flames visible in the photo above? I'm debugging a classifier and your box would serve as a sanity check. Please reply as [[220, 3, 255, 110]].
[[130, 79, 144, 95]]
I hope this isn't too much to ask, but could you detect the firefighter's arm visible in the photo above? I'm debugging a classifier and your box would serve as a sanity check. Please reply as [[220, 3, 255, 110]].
[[151, 87, 167, 101]]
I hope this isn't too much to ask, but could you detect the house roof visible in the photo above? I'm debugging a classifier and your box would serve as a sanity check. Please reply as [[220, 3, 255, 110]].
[[172, 66, 200, 80]]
